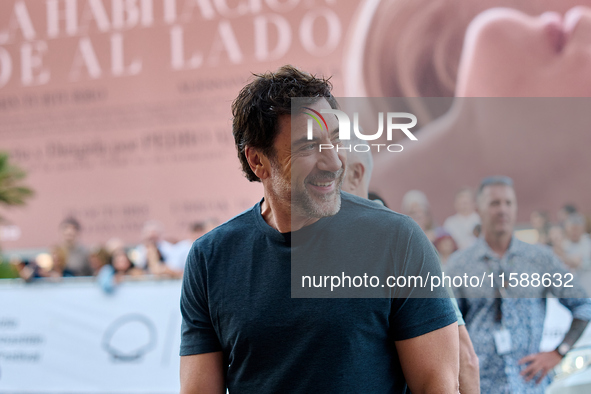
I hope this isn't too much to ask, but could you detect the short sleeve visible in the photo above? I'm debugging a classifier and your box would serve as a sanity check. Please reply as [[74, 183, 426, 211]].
[[179, 245, 222, 356], [541, 249, 591, 321], [389, 219, 457, 340]]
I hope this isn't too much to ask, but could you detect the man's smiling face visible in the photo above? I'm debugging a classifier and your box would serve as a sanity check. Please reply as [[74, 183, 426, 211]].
[[268, 98, 346, 220]]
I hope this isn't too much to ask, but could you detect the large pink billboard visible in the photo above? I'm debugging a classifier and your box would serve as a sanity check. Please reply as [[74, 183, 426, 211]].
[[2, 0, 591, 250], [0, 0, 358, 249]]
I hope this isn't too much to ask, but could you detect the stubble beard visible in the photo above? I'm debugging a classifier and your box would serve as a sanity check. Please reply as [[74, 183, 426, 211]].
[[269, 160, 345, 220], [292, 169, 344, 219]]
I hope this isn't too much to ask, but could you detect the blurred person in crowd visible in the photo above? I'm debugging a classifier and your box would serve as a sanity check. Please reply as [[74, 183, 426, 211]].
[[562, 213, 591, 272], [363, 4, 591, 221], [9, 255, 37, 281], [546, 224, 572, 271], [401, 190, 436, 242], [59, 217, 91, 276], [145, 241, 179, 278], [530, 210, 551, 245], [97, 248, 144, 293], [111, 249, 143, 279], [548, 224, 566, 251], [133, 220, 174, 271], [341, 136, 373, 199], [447, 176, 591, 393], [105, 237, 126, 255], [6, 253, 64, 282], [444, 188, 480, 250], [169, 220, 216, 277], [180, 66, 460, 393], [557, 203, 578, 227], [47, 245, 71, 277], [88, 247, 110, 276], [434, 228, 458, 265], [145, 246, 179, 278]]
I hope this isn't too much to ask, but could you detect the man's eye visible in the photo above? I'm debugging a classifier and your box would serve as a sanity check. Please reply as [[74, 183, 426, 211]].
[[302, 144, 316, 151]]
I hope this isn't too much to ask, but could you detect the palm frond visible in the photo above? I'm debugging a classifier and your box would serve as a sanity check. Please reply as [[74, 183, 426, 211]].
[[0, 151, 35, 221]]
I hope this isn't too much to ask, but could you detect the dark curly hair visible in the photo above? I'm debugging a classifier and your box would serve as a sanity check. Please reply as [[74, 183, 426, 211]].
[[232, 65, 337, 182]]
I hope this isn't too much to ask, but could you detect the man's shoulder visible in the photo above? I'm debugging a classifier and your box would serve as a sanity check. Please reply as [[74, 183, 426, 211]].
[[512, 238, 555, 259], [342, 193, 431, 246], [340, 192, 414, 228], [193, 205, 257, 249]]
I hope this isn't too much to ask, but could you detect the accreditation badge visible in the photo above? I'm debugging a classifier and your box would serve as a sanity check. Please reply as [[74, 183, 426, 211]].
[[493, 328, 513, 355]]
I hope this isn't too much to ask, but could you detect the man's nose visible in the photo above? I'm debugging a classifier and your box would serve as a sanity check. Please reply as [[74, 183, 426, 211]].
[[317, 146, 344, 172], [499, 202, 511, 214]]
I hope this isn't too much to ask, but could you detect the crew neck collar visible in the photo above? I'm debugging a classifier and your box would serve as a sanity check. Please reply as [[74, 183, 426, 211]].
[[251, 198, 338, 244]]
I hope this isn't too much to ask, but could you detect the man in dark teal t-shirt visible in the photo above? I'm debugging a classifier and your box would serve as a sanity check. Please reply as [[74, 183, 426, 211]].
[[179, 65, 460, 393]]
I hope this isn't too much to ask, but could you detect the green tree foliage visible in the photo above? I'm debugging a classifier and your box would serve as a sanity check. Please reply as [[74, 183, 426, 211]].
[[0, 151, 34, 221]]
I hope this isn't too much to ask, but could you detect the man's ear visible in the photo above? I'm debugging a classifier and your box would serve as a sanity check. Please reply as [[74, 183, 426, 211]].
[[346, 162, 365, 191], [245, 146, 271, 180]]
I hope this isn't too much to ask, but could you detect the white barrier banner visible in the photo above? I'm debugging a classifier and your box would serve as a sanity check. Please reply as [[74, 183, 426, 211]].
[[0, 279, 182, 393]]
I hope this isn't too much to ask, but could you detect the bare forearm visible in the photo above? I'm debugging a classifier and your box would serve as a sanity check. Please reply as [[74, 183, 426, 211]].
[[559, 318, 589, 350], [180, 352, 225, 394], [458, 326, 480, 394], [518, 319, 590, 383], [414, 374, 459, 394], [396, 323, 460, 394]]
